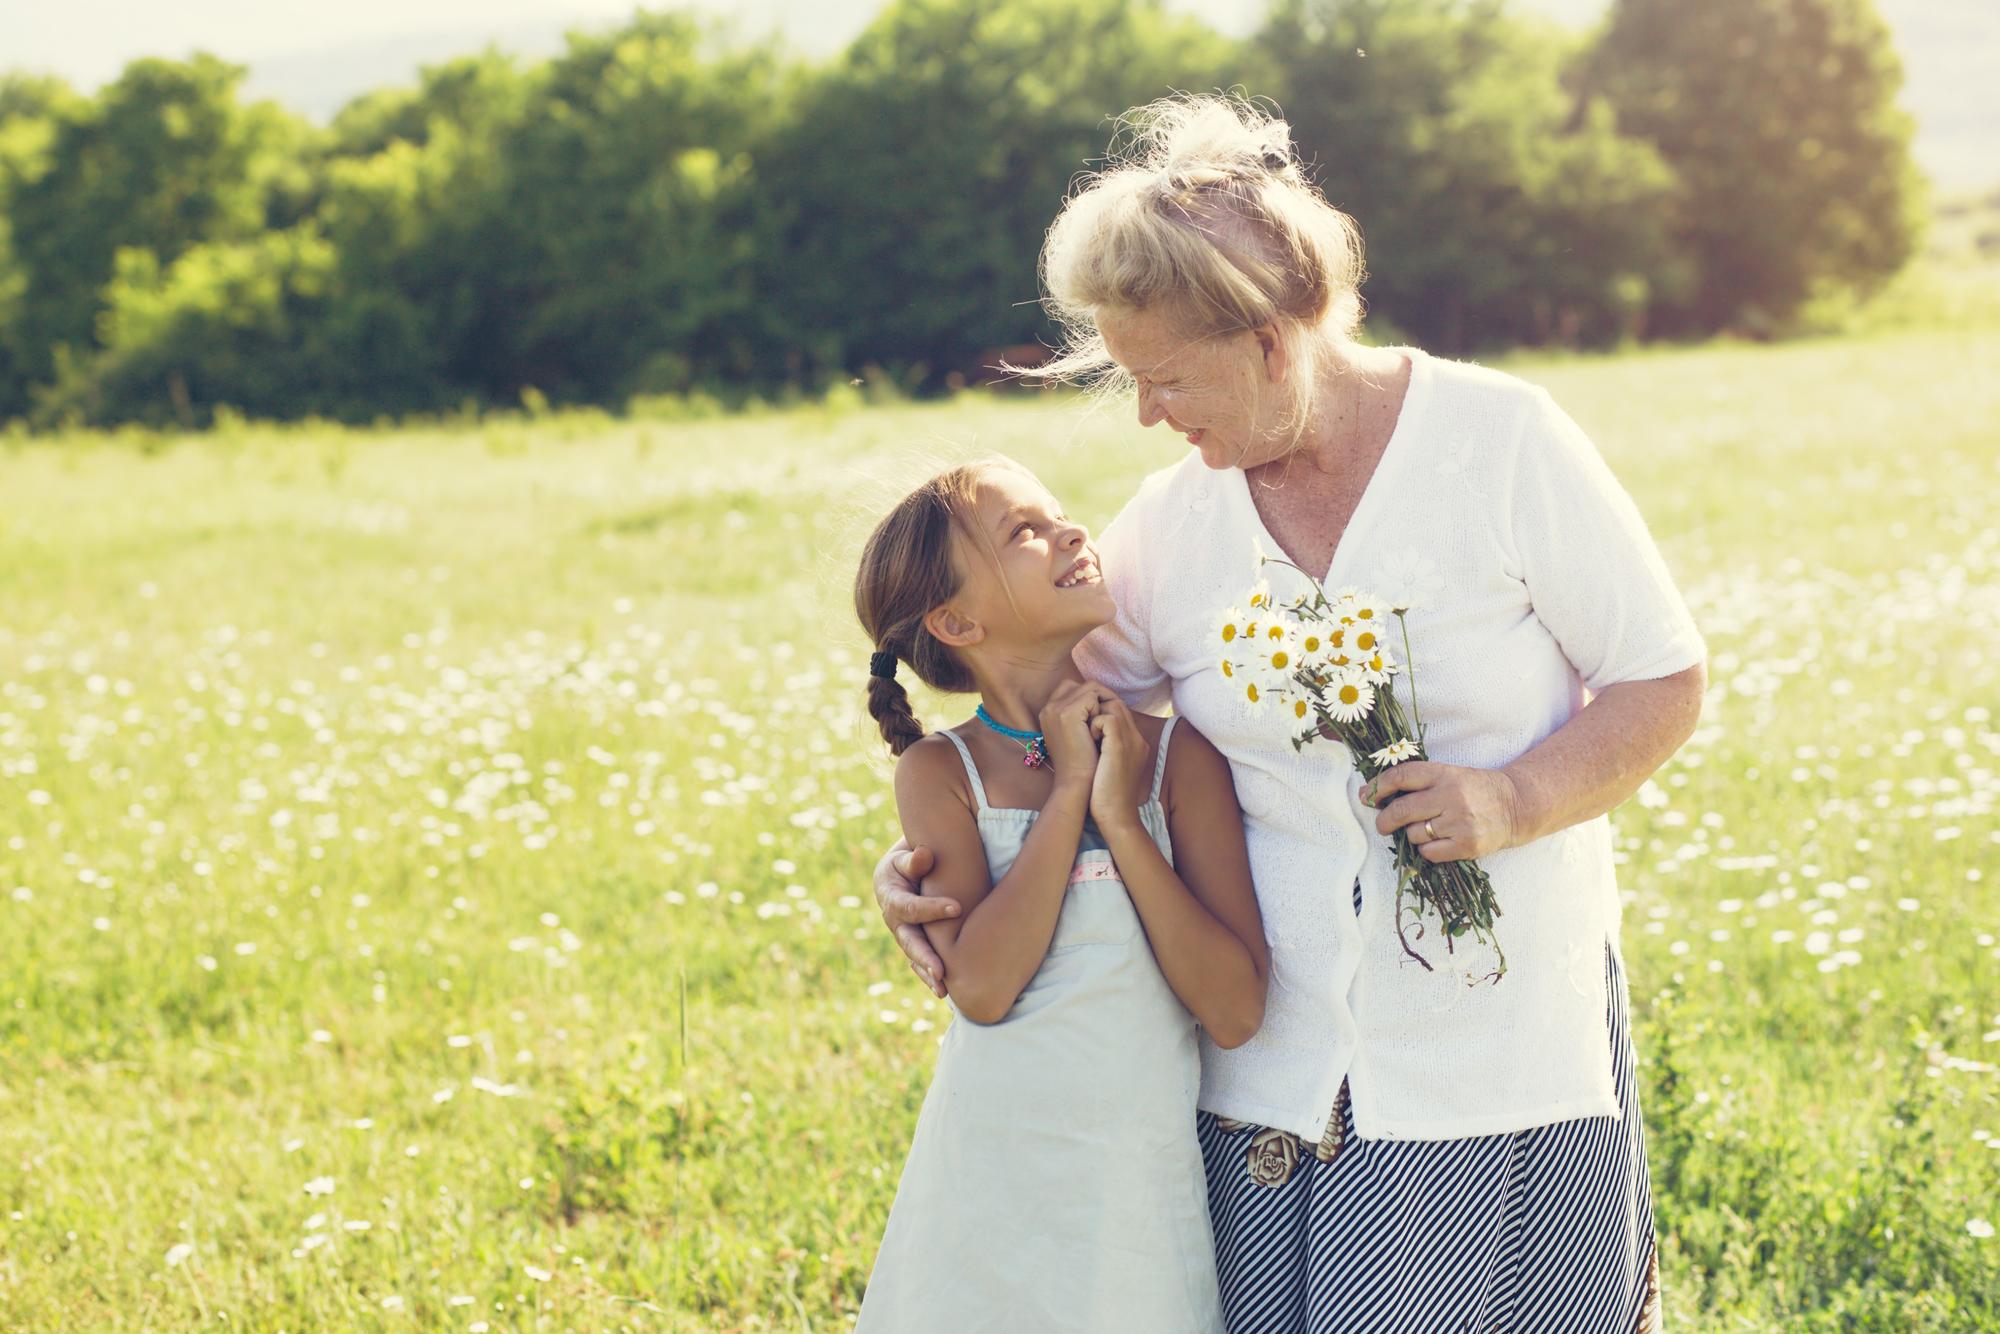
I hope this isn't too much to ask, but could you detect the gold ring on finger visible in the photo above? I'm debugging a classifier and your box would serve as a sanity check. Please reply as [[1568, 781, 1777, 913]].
[[1424, 819, 1437, 841]]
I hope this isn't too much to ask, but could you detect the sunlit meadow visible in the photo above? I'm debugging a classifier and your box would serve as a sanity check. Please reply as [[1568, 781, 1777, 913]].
[[2, 323, 1997, 1330]]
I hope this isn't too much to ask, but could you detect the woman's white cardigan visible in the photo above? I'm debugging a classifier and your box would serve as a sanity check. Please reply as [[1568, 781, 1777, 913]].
[[1074, 348, 1706, 1142]]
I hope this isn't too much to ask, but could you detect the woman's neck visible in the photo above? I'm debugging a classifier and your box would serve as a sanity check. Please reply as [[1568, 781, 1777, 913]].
[[1290, 341, 1409, 476], [971, 654, 1088, 735]]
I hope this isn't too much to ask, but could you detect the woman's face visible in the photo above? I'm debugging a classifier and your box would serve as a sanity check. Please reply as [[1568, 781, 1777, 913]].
[[1097, 306, 1293, 473], [944, 467, 1114, 651]]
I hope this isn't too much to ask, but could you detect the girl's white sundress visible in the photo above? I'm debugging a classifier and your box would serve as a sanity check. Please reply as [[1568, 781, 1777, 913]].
[[855, 716, 1226, 1334]]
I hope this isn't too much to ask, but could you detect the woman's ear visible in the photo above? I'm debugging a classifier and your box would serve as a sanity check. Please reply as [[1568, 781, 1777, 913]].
[[1254, 324, 1288, 385], [924, 603, 985, 649]]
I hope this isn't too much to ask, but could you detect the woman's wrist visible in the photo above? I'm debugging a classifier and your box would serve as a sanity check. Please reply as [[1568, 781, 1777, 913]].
[[1495, 765, 1544, 848]]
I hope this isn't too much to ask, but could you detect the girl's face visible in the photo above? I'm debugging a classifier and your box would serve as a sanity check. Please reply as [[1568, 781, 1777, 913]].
[[944, 467, 1113, 651], [1097, 305, 1293, 473]]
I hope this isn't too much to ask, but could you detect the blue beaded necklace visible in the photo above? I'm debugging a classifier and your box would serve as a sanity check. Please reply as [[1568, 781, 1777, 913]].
[[975, 703, 1051, 769]]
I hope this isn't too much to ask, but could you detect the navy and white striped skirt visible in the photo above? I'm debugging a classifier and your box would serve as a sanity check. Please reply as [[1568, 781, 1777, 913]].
[[1195, 883, 1664, 1333]]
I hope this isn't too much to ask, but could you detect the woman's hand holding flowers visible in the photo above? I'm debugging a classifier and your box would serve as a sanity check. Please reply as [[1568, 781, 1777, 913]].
[[1363, 762, 1527, 864]]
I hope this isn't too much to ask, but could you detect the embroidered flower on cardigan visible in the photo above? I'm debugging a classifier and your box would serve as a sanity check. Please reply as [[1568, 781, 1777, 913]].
[[1371, 545, 1446, 613]]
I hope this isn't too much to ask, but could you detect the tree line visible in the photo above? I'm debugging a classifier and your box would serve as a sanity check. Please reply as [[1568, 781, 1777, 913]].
[[0, 0, 1921, 429]]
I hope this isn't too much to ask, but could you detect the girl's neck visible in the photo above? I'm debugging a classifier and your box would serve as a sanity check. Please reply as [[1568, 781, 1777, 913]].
[[972, 655, 1088, 735]]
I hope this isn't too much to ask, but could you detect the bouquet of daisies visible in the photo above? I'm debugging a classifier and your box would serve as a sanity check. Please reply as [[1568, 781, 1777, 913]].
[[1216, 556, 1505, 982]]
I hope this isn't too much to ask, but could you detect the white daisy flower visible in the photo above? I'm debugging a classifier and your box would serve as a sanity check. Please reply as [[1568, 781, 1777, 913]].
[[1324, 671, 1375, 724], [1212, 605, 1249, 650], [1240, 678, 1271, 716], [1253, 621, 1300, 682], [1370, 738, 1422, 767], [1245, 578, 1275, 613]]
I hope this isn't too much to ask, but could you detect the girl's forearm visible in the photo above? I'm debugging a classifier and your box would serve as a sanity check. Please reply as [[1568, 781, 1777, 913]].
[[940, 781, 1094, 1023], [1100, 820, 1266, 1047], [1499, 667, 1705, 847]]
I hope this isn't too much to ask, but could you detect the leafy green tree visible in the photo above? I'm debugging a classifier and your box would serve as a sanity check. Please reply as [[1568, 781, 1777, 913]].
[[758, 0, 1243, 388], [1585, 0, 1921, 334], [482, 13, 789, 401], [1258, 0, 1677, 352], [0, 75, 82, 419], [37, 228, 343, 426], [1, 56, 311, 395], [311, 52, 537, 404]]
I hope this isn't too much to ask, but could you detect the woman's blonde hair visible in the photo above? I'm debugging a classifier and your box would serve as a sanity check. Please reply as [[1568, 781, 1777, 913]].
[[1025, 92, 1366, 450]]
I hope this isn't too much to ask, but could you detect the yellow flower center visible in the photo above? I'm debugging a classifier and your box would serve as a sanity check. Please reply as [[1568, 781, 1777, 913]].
[[1221, 659, 1235, 677], [1302, 636, 1321, 653], [1338, 684, 1361, 705], [1246, 683, 1260, 702], [1220, 624, 1236, 643], [1355, 631, 1377, 651], [1293, 699, 1308, 719], [1270, 651, 1289, 670]]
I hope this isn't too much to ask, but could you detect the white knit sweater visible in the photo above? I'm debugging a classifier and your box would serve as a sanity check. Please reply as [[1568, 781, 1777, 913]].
[[1073, 348, 1706, 1142]]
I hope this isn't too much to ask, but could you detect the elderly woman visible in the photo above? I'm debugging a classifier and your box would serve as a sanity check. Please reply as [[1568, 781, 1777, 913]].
[[872, 95, 1700, 1331]]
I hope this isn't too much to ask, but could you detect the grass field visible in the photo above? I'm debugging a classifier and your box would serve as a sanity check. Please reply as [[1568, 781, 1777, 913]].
[[2, 325, 1998, 1330]]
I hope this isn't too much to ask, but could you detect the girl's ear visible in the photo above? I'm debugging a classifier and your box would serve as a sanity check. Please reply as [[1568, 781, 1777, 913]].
[[1254, 323, 1288, 385], [924, 603, 985, 649]]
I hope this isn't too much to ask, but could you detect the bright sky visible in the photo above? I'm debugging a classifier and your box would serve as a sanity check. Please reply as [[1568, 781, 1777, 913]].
[[2, 0, 1991, 185], [0, 0, 643, 86]]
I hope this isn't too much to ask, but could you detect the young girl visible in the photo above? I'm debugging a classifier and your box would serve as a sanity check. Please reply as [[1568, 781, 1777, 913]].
[[850, 457, 1268, 1333]]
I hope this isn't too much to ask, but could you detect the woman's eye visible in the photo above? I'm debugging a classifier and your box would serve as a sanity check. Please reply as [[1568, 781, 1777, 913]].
[[1014, 523, 1032, 538]]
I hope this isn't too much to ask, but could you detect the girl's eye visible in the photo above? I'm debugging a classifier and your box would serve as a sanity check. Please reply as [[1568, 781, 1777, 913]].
[[1013, 523, 1032, 538]]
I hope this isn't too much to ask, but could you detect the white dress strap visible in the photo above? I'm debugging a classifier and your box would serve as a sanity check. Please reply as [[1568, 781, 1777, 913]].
[[1149, 716, 1178, 805], [935, 729, 990, 812]]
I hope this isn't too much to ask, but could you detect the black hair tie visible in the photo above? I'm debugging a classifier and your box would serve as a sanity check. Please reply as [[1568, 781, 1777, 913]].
[[869, 650, 899, 681]]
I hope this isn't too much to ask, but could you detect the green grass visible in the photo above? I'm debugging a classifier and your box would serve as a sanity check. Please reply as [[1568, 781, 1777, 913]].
[[1, 325, 1997, 1330]]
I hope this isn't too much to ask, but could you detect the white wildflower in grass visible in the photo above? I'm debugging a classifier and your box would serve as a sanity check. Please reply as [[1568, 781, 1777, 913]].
[[303, 1176, 334, 1197], [1969, 1219, 1995, 1239], [524, 1263, 553, 1282], [165, 1243, 194, 1268]]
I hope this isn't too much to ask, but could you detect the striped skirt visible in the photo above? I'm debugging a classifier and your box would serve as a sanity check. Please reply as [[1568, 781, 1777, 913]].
[[1195, 883, 1664, 1333]]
